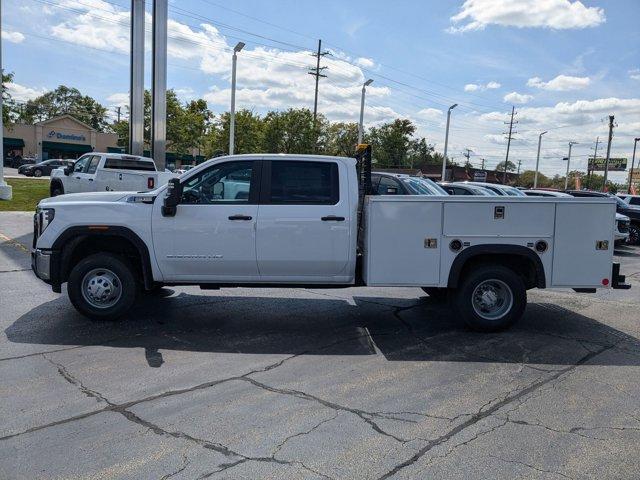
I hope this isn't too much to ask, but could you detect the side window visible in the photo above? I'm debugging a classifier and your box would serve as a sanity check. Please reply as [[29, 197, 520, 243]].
[[181, 161, 253, 205], [73, 155, 90, 173], [630, 198, 640, 206], [86, 156, 100, 174], [370, 175, 381, 195], [453, 187, 471, 195], [377, 176, 401, 195], [269, 161, 338, 204]]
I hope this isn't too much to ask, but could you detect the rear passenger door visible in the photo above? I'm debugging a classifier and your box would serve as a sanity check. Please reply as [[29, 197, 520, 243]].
[[256, 159, 351, 280]]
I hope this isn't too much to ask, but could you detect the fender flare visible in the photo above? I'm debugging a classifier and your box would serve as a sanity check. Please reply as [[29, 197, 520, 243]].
[[50, 226, 154, 291], [447, 244, 546, 289], [50, 178, 64, 196]]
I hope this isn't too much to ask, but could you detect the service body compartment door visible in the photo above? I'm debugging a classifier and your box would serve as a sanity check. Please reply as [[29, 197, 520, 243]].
[[551, 201, 615, 287], [364, 198, 442, 286]]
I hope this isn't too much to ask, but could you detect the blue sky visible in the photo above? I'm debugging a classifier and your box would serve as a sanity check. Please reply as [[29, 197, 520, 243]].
[[2, 0, 639, 179]]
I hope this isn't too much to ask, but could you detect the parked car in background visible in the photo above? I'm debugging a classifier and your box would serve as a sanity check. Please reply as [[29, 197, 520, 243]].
[[565, 190, 640, 245], [463, 181, 527, 196], [8, 155, 37, 169], [50, 153, 176, 197], [617, 194, 640, 208], [523, 190, 572, 197], [371, 172, 448, 196], [19, 159, 75, 177], [438, 182, 498, 196]]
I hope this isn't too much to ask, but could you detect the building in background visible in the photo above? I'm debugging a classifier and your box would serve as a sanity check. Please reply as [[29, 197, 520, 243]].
[[2, 115, 119, 161]]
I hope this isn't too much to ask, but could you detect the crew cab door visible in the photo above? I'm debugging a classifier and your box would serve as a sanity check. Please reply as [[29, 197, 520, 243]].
[[152, 160, 260, 281], [256, 159, 351, 281], [66, 155, 93, 193]]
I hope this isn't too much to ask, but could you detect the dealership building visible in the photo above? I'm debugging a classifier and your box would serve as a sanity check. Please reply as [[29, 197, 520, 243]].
[[2, 115, 120, 161]]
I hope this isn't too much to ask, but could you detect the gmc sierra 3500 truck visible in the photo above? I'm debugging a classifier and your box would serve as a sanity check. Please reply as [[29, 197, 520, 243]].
[[31, 147, 630, 331]]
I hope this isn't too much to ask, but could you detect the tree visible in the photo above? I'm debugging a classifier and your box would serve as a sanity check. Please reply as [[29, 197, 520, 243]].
[[406, 138, 442, 170], [495, 159, 516, 173], [1, 72, 15, 126], [516, 170, 551, 188], [262, 108, 323, 154], [19, 85, 109, 131], [324, 122, 359, 157], [204, 109, 264, 157], [368, 119, 416, 168]]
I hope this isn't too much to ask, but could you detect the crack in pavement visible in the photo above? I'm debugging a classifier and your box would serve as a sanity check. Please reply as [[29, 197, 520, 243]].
[[159, 452, 190, 480], [375, 343, 615, 479], [271, 412, 340, 457], [488, 454, 575, 480]]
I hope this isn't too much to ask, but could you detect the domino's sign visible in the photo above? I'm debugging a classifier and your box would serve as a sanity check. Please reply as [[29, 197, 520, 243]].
[[47, 130, 87, 142]]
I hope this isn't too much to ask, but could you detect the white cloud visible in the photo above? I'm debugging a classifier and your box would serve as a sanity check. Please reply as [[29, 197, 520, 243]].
[[106, 93, 129, 108], [464, 81, 501, 92], [1, 31, 25, 44], [6, 83, 47, 102], [416, 108, 444, 122], [503, 92, 533, 104], [527, 75, 591, 91], [449, 0, 605, 33], [355, 57, 375, 69], [630, 69, 640, 81]]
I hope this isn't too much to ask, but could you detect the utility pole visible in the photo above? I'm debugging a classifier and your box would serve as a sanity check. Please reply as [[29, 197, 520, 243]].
[[503, 106, 517, 183], [441, 103, 458, 181], [0, 0, 12, 200], [517, 159, 522, 176], [565, 141, 578, 190], [480, 158, 485, 170], [628, 137, 640, 194], [308, 39, 329, 123], [533, 130, 547, 188], [116, 106, 122, 123], [463, 148, 472, 166], [603, 115, 615, 191]]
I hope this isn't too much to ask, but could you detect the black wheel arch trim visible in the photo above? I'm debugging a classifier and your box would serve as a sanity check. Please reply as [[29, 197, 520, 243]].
[[50, 226, 154, 291], [447, 244, 546, 289]]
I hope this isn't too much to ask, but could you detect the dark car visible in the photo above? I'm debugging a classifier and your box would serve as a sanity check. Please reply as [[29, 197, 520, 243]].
[[565, 190, 640, 245], [371, 172, 448, 196], [19, 159, 75, 177], [438, 182, 497, 196]]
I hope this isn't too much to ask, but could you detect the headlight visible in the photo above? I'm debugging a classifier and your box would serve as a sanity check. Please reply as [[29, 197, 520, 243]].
[[36, 207, 55, 234]]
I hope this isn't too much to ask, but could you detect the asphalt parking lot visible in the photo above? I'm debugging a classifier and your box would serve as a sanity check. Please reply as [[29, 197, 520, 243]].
[[1, 211, 639, 479]]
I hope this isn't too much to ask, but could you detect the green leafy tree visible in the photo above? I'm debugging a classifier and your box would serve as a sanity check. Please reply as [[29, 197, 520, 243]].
[[368, 119, 416, 168], [495, 159, 517, 173], [19, 85, 109, 131], [324, 122, 359, 157], [516, 170, 551, 188], [407, 138, 442, 170], [262, 108, 323, 153], [204, 109, 264, 156], [1, 72, 16, 126]]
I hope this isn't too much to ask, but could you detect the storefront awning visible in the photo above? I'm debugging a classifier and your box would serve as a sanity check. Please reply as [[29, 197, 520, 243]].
[[3, 137, 25, 147], [42, 141, 93, 154]]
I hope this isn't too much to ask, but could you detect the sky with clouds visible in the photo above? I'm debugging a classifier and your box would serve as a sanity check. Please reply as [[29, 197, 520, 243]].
[[2, 0, 639, 180]]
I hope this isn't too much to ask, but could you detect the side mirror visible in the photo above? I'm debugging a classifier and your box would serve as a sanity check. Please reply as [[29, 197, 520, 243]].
[[162, 178, 183, 217], [63, 166, 73, 176]]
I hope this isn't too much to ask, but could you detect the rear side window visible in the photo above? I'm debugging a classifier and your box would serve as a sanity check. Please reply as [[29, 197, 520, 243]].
[[268, 161, 339, 204], [104, 157, 157, 171], [630, 197, 640, 206]]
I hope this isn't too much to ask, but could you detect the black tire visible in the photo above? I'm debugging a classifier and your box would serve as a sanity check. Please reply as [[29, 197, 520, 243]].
[[628, 224, 640, 246], [453, 265, 526, 332], [33, 168, 43, 177], [67, 253, 137, 321], [51, 182, 64, 197], [421, 287, 449, 302]]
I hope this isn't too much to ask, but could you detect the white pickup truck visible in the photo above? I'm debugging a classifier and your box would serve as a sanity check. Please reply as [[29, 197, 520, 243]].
[[49, 153, 175, 196], [32, 150, 630, 331]]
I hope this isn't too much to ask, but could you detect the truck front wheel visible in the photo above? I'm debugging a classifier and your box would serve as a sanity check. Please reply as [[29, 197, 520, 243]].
[[67, 253, 137, 321], [453, 265, 526, 332]]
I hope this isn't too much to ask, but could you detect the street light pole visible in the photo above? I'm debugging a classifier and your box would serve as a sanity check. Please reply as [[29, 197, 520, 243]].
[[0, 0, 13, 200], [441, 103, 458, 181], [358, 79, 373, 145], [533, 130, 547, 189], [628, 137, 640, 194], [229, 42, 245, 156], [564, 141, 578, 190]]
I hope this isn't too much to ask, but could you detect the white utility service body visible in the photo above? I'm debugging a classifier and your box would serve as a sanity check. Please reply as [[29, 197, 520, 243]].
[[32, 153, 629, 331], [49, 153, 176, 196]]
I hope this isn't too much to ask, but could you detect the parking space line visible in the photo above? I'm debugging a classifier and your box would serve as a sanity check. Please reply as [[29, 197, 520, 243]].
[[0, 232, 29, 253]]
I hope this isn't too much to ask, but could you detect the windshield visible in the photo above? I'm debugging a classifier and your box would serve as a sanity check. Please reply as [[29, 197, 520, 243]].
[[471, 186, 496, 196], [402, 177, 448, 195], [502, 186, 527, 196]]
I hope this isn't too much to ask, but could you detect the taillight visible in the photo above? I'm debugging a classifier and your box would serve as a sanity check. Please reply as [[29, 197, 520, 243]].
[[147, 177, 155, 189]]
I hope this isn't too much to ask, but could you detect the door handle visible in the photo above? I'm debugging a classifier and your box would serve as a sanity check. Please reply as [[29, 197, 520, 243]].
[[75, 176, 81, 179], [228, 214, 252, 221], [88, 178, 94, 181], [321, 215, 345, 221]]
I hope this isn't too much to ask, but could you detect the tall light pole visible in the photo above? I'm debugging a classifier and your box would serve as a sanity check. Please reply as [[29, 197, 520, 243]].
[[129, 0, 145, 157], [358, 79, 373, 145], [0, 0, 13, 200], [628, 137, 640, 194], [151, 0, 168, 170], [533, 131, 548, 188], [229, 41, 245, 156], [564, 141, 578, 190], [441, 103, 458, 181]]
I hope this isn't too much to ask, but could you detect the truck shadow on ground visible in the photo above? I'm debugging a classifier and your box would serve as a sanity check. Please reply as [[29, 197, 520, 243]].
[[6, 291, 640, 368]]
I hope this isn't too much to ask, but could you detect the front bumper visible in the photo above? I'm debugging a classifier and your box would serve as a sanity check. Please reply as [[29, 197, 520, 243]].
[[31, 249, 52, 282]]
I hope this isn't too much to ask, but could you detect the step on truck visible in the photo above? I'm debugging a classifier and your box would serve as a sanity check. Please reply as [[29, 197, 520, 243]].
[[49, 153, 176, 197], [32, 145, 630, 331]]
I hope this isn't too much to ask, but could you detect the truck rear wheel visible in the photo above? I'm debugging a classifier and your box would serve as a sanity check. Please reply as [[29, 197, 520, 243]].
[[67, 253, 137, 321], [453, 265, 526, 332]]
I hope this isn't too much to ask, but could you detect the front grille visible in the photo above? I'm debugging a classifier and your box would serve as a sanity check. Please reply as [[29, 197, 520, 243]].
[[617, 220, 630, 234], [33, 213, 40, 248]]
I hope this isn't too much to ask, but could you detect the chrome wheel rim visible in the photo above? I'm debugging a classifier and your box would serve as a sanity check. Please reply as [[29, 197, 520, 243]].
[[81, 268, 123, 309], [472, 279, 513, 321]]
